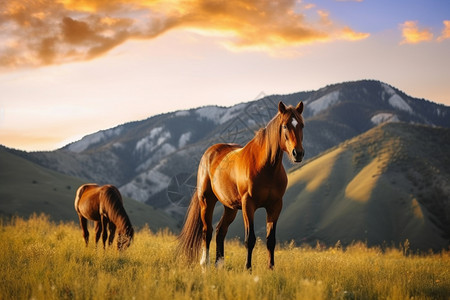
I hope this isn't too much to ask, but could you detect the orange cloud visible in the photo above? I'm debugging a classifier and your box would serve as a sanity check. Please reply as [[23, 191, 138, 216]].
[[400, 21, 433, 44], [437, 20, 450, 42], [341, 26, 370, 41], [0, 0, 369, 69]]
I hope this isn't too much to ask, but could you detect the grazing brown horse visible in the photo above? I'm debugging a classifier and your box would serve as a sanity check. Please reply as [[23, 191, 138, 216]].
[[179, 101, 305, 269], [74, 184, 134, 250]]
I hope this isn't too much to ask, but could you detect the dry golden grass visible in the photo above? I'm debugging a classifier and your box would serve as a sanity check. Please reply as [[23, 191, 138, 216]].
[[1, 214, 449, 300]]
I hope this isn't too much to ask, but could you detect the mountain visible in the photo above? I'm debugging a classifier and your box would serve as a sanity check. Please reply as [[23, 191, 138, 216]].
[[0, 147, 178, 231], [4, 80, 450, 232]]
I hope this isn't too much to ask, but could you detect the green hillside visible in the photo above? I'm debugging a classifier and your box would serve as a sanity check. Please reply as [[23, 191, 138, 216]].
[[281, 122, 450, 251], [0, 147, 178, 231]]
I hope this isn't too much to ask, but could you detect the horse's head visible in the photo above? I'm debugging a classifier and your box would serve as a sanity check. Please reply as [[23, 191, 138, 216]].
[[117, 226, 134, 250], [278, 101, 305, 163]]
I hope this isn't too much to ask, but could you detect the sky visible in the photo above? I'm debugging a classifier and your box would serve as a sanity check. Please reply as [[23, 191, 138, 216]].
[[1, 0, 449, 152]]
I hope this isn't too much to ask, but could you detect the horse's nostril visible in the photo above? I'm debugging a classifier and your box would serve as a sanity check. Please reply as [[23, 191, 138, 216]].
[[292, 149, 297, 158]]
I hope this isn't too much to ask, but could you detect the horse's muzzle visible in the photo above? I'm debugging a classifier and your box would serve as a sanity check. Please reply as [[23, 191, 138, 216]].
[[292, 149, 304, 162]]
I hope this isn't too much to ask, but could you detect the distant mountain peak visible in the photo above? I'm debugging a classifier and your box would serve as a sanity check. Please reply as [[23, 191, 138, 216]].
[[381, 82, 413, 113], [66, 126, 124, 153], [307, 90, 340, 116]]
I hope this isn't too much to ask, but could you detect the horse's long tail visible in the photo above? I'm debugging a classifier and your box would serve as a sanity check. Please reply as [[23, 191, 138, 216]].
[[178, 191, 203, 262]]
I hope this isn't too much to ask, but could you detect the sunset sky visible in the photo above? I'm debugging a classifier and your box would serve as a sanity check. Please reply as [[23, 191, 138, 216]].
[[1, 0, 449, 151]]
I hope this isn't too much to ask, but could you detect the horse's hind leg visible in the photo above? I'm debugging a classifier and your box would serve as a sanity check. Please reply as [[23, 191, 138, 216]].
[[199, 193, 217, 267], [79, 215, 89, 246], [108, 222, 116, 246], [215, 206, 237, 267], [242, 195, 256, 270], [94, 221, 102, 247]]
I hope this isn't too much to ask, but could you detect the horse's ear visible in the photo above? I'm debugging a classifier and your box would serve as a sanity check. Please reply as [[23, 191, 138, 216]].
[[296, 101, 304, 114], [278, 101, 287, 114]]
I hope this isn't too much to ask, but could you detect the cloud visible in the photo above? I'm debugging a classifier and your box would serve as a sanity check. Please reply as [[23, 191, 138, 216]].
[[437, 20, 450, 42], [400, 21, 433, 44], [400, 20, 450, 44], [341, 26, 370, 41], [0, 0, 369, 68]]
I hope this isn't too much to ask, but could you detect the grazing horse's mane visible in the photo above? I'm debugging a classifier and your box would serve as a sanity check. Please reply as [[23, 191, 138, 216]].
[[101, 186, 134, 237]]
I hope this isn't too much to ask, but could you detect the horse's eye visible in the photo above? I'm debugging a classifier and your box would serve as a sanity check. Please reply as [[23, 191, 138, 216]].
[[283, 125, 287, 130]]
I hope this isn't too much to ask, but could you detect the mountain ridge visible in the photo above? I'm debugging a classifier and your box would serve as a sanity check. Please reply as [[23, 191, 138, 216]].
[[3, 80, 449, 250], [6, 80, 450, 196]]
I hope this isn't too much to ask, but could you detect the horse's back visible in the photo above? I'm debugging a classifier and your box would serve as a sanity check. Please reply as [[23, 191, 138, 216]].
[[200, 143, 242, 184], [202, 143, 241, 169]]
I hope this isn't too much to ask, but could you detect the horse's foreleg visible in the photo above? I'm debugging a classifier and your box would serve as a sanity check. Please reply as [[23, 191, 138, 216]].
[[101, 216, 108, 249], [243, 196, 256, 270], [108, 222, 116, 246], [215, 206, 238, 267], [266, 202, 282, 269], [94, 221, 102, 247], [79, 215, 89, 246]]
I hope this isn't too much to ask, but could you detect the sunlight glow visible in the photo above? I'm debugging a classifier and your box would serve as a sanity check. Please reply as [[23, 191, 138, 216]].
[[288, 148, 344, 192], [345, 154, 388, 203]]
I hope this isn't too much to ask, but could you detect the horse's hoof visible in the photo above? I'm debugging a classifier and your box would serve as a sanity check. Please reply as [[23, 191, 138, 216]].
[[245, 265, 252, 273], [215, 258, 224, 269]]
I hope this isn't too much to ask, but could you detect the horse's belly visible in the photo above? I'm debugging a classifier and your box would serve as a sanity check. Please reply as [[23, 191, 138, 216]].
[[211, 176, 242, 209], [78, 200, 101, 221], [252, 187, 284, 208], [221, 196, 242, 210]]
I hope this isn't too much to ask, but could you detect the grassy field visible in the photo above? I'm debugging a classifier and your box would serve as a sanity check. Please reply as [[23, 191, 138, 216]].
[[1, 215, 449, 300]]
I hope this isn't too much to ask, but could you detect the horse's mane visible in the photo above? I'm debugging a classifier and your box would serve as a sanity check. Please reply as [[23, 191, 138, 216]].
[[101, 185, 134, 237], [253, 113, 283, 165]]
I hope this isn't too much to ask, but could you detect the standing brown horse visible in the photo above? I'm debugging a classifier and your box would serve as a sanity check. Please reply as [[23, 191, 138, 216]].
[[74, 184, 134, 250], [178, 101, 305, 269]]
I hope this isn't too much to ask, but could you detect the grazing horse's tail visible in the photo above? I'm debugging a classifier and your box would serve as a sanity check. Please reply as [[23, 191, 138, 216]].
[[178, 191, 203, 262]]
